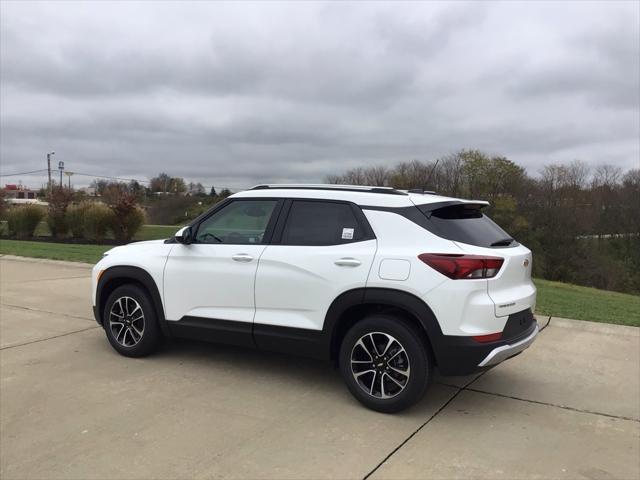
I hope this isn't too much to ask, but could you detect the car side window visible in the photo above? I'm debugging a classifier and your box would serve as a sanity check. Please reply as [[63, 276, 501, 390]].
[[281, 200, 367, 246], [195, 200, 277, 244]]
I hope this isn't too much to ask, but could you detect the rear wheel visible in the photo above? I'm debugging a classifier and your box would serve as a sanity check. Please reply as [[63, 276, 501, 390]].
[[103, 284, 162, 357], [339, 314, 432, 413]]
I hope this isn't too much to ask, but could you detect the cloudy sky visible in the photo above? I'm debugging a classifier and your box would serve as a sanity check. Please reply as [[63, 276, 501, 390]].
[[1, 1, 638, 190]]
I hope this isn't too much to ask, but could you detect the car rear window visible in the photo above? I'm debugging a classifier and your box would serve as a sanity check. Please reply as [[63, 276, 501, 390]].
[[418, 203, 516, 248]]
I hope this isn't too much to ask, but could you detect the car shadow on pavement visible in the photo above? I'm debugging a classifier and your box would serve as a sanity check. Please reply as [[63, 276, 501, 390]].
[[109, 334, 348, 394], [88, 332, 459, 416]]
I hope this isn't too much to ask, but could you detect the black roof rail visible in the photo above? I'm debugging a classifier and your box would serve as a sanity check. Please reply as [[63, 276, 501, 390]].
[[249, 184, 408, 196], [407, 188, 437, 194]]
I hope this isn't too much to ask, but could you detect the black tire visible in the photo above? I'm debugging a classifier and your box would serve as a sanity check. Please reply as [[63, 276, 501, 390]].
[[103, 284, 162, 357], [339, 314, 432, 413]]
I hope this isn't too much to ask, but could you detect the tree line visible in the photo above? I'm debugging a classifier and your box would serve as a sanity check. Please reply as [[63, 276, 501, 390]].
[[89, 173, 231, 199], [2, 152, 638, 294], [326, 150, 640, 295]]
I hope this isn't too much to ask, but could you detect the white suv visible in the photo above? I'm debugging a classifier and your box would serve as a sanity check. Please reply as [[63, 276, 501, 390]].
[[92, 185, 538, 412]]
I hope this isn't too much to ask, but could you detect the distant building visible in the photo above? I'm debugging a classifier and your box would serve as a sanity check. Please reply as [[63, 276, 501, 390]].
[[79, 186, 97, 196], [3, 184, 38, 200]]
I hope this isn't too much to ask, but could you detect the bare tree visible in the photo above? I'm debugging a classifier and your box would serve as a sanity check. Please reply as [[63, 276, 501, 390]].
[[390, 160, 432, 189], [592, 164, 622, 188], [363, 166, 390, 186], [436, 153, 465, 196], [565, 160, 590, 190]]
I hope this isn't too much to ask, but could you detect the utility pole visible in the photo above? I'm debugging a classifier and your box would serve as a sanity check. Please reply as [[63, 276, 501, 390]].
[[46, 151, 55, 193], [58, 161, 64, 188]]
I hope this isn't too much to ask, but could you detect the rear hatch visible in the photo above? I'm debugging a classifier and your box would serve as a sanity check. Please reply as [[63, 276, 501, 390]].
[[414, 200, 536, 317], [482, 244, 535, 317]]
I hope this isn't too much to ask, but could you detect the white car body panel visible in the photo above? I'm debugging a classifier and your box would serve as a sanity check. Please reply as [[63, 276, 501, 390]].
[[423, 279, 504, 335], [163, 243, 268, 322], [91, 240, 173, 312], [362, 209, 453, 298], [455, 242, 536, 317], [254, 240, 377, 330]]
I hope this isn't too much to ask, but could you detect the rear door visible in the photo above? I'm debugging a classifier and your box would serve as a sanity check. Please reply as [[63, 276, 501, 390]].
[[254, 199, 377, 331]]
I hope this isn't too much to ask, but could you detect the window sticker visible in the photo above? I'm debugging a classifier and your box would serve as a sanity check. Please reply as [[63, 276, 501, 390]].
[[342, 227, 354, 240]]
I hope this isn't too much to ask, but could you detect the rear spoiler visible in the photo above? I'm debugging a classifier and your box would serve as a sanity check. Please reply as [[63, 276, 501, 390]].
[[414, 200, 490, 218]]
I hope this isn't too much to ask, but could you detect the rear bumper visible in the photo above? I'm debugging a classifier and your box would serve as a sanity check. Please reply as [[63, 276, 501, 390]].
[[433, 309, 537, 376], [478, 324, 538, 367]]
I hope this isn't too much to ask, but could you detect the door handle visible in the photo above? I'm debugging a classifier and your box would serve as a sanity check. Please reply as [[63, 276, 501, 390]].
[[334, 257, 361, 267], [232, 253, 254, 263]]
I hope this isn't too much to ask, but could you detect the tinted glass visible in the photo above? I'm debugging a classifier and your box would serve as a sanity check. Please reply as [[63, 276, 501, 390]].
[[421, 204, 515, 248], [196, 200, 276, 244], [282, 201, 364, 246]]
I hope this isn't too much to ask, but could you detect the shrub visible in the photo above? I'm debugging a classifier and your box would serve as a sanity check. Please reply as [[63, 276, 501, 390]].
[[6, 205, 45, 239], [0, 189, 7, 220], [65, 203, 89, 238], [82, 203, 115, 242], [103, 185, 145, 241], [46, 187, 73, 239], [110, 205, 145, 242]]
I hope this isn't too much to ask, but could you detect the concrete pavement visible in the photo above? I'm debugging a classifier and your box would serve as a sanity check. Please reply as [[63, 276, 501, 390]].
[[1, 256, 638, 479]]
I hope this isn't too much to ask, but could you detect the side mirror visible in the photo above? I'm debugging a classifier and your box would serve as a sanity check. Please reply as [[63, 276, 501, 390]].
[[175, 226, 193, 245]]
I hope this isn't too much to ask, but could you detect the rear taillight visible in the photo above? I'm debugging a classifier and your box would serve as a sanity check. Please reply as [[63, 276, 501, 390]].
[[418, 253, 504, 280]]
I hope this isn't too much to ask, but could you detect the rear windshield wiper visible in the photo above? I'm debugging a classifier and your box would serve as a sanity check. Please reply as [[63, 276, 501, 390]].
[[490, 237, 514, 247]]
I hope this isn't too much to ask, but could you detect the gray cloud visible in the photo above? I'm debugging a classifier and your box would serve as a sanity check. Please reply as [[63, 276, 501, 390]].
[[1, 1, 638, 191], [507, 17, 640, 109]]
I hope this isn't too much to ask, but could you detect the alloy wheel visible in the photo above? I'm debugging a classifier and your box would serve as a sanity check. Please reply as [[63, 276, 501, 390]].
[[350, 332, 411, 399], [109, 296, 145, 347]]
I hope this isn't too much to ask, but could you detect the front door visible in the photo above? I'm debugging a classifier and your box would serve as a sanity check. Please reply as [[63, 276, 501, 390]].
[[164, 199, 281, 328]]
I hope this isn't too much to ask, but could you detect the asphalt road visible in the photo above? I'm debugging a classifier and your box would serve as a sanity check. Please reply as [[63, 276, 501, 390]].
[[1, 256, 638, 479]]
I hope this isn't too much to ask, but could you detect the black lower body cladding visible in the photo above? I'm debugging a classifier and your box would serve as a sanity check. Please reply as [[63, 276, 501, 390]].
[[434, 309, 537, 376]]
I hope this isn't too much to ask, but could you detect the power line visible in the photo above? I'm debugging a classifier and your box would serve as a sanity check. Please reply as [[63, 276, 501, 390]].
[[68, 171, 237, 193], [0, 169, 49, 177], [0, 167, 239, 192]]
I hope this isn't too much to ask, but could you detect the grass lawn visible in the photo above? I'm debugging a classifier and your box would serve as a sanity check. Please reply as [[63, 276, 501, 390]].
[[534, 278, 639, 327], [0, 237, 637, 326], [134, 224, 180, 241], [0, 239, 111, 264], [0, 224, 179, 263]]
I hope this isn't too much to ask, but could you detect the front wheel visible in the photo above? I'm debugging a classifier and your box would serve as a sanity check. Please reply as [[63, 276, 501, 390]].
[[103, 284, 162, 357], [339, 314, 432, 413]]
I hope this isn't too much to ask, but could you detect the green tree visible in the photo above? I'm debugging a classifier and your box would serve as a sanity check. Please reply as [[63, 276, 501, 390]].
[[149, 173, 186, 194], [460, 150, 525, 201]]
